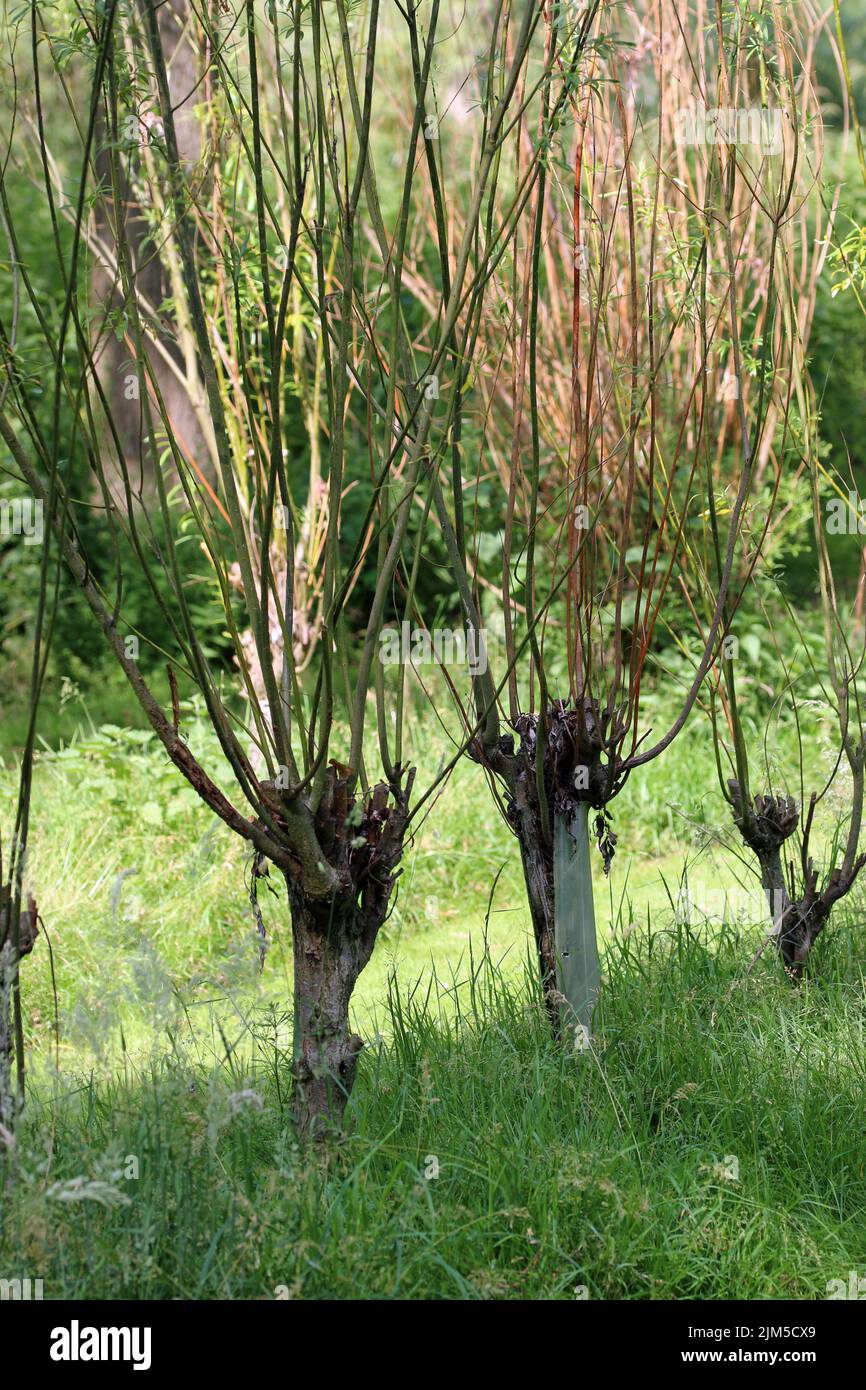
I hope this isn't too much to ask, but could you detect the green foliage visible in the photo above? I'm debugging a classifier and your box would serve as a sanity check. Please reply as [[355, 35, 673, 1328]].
[[816, 0, 866, 128], [0, 171, 233, 711]]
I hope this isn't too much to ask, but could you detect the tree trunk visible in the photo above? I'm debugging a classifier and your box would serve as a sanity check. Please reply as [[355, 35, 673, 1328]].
[[0, 939, 13, 1129], [553, 804, 600, 1041], [511, 801, 559, 1031], [93, 0, 213, 492], [487, 703, 619, 1036], [755, 842, 825, 978], [0, 892, 35, 1129], [282, 771, 413, 1140], [288, 888, 373, 1139], [727, 785, 817, 978], [758, 844, 808, 972], [758, 844, 790, 930]]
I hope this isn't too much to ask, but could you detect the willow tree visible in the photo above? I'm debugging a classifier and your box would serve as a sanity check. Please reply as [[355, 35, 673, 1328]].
[[702, 392, 866, 979], [407, 0, 830, 1036], [703, 4, 866, 980], [0, 0, 595, 1132], [708, 0, 866, 978]]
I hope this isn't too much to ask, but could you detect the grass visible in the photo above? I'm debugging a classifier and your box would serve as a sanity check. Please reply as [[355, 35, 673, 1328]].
[[2, 924, 866, 1299], [2, 682, 866, 1298]]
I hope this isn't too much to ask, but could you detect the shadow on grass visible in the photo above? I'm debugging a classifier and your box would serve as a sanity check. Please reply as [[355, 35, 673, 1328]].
[[2, 915, 866, 1299]]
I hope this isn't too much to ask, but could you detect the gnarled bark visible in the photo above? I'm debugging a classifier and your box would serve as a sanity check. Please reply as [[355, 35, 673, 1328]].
[[729, 781, 866, 980], [509, 777, 558, 1031], [288, 887, 376, 1138], [282, 768, 414, 1139]]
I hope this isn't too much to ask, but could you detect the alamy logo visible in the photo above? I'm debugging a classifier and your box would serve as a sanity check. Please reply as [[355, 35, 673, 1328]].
[[378, 621, 488, 675], [49, 1321, 152, 1371], [674, 883, 787, 927], [0, 1277, 43, 1299], [826, 491, 866, 534], [674, 104, 782, 153], [0, 496, 43, 545], [826, 1271, 866, 1300]]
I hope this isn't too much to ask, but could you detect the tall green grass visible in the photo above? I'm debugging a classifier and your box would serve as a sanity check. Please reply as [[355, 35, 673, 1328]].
[[2, 679, 865, 1298], [2, 920, 865, 1299]]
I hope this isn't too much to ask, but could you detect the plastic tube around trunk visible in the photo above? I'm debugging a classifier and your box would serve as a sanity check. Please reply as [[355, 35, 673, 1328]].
[[553, 802, 601, 1042]]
